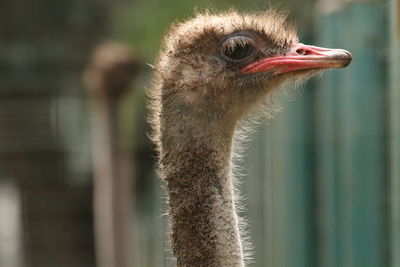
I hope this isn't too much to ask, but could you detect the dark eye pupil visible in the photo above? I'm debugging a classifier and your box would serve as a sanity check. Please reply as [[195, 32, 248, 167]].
[[224, 43, 254, 60]]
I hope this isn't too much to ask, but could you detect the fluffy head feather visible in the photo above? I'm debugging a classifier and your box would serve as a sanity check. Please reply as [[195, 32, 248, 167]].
[[148, 9, 321, 158]]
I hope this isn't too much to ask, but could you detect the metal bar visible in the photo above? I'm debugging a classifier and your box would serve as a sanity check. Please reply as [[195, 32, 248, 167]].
[[390, 0, 400, 266], [314, 12, 341, 267]]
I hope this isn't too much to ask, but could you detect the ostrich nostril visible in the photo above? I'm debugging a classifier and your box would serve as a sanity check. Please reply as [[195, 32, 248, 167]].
[[296, 48, 308, 55]]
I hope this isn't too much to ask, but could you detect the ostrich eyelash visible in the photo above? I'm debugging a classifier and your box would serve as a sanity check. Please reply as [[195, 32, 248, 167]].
[[220, 34, 257, 61], [221, 36, 254, 53], [222, 37, 252, 54]]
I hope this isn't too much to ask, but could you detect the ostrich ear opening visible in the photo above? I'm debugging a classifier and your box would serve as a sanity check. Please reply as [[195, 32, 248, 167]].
[[241, 43, 352, 75]]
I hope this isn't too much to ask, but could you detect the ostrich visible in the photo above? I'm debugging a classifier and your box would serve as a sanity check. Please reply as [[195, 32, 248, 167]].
[[148, 10, 351, 267]]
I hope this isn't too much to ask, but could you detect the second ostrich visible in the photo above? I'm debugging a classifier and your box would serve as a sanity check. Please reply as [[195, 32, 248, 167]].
[[148, 10, 351, 267]]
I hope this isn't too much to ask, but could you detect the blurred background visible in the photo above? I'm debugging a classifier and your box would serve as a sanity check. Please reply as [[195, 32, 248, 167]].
[[0, 0, 399, 267]]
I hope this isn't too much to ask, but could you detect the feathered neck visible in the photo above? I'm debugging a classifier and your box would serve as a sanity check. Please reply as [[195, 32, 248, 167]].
[[159, 123, 245, 266]]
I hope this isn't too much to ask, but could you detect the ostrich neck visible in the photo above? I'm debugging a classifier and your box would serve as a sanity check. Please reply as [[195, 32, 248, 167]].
[[161, 123, 244, 267]]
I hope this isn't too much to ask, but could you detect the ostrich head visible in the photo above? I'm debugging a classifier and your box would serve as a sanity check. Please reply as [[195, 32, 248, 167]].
[[152, 10, 351, 140]]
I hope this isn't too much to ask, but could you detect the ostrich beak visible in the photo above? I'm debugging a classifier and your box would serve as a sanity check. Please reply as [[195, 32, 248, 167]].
[[241, 43, 352, 75]]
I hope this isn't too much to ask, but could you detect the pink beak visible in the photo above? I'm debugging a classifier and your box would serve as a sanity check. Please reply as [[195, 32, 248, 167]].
[[241, 43, 352, 75]]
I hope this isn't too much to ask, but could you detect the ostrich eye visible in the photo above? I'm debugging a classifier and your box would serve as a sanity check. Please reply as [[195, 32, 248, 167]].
[[220, 35, 256, 62]]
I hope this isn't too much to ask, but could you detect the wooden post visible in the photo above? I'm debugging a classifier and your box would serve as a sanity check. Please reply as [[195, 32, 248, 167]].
[[84, 42, 140, 267]]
